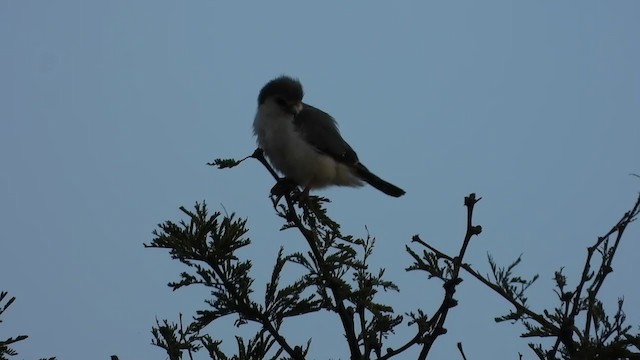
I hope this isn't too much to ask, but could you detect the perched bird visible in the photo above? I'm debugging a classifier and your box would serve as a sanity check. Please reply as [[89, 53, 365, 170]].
[[253, 75, 405, 198]]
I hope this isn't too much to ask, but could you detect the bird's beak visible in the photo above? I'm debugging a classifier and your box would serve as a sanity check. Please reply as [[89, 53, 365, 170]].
[[287, 101, 303, 115]]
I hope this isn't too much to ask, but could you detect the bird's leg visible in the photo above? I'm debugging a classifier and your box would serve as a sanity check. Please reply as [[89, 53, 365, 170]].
[[292, 184, 311, 203], [301, 185, 311, 199], [271, 178, 312, 205], [270, 178, 297, 195]]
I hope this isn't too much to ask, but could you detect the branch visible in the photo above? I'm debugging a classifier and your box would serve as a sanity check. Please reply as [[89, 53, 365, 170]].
[[0, 291, 31, 360], [548, 192, 640, 359], [417, 193, 482, 360], [251, 148, 362, 360], [413, 240, 558, 335], [147, 203, 303, 360], [208, 254, 303, 360], [386, 194, 482, 360]]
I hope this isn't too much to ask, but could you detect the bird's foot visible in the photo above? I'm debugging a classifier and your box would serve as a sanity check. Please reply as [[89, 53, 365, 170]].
[[270, 178, 300, 204], [291, 185, 311, 204]]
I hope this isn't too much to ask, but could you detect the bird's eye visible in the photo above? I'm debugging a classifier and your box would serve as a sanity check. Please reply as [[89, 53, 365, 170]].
[[275, 97, 287, 107]]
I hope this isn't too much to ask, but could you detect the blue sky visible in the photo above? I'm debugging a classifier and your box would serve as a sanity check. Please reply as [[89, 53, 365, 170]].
[[1, 1, 639, 359]]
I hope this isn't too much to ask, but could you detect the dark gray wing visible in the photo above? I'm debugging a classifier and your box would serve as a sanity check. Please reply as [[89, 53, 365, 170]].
[[293, 103, 359, 165]]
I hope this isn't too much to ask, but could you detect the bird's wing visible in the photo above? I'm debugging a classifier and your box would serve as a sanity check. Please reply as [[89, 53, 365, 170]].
[[293, 103, 359, 165]]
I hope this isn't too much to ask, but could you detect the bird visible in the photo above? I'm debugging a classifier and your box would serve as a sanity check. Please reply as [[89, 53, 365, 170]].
[[253, 75, 406, 198]]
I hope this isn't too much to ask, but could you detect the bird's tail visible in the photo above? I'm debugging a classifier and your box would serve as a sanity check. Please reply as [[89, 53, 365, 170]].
[[355, 164, 406, 197]]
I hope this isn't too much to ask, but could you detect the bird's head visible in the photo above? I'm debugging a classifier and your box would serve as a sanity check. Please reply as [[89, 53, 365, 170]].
[[257, 75, 304, 115]]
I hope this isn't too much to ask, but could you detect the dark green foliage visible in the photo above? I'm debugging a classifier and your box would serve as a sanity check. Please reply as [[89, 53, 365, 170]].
[[489, 196, 640, 360], [0, 292, 55, 360], [147, 151, 640, 359], [208, 158, 242, 169], [146, 194, 406, 360], [0, 291, 26, 360]]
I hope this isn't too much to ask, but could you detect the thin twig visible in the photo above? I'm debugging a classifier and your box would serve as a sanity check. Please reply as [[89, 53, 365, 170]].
[[457, 342, 469, 360], [417, 193, 482, 360], [381, 194, 482, 360], [208, 253, 303, 360], [548, 193, 640, 359], [419, 243, 558, 334]]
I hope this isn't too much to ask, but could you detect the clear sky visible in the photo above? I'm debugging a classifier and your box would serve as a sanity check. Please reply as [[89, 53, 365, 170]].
[[1, 2, 639, 359]]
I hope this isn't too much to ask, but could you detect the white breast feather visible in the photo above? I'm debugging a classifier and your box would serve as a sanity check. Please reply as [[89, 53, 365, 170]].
[[253, 102, 362, 189]]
